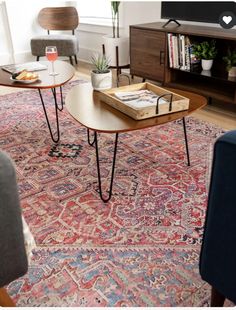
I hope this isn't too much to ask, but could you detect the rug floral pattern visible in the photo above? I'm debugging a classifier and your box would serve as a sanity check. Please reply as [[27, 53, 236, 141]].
[[0, 81, 226, 306]]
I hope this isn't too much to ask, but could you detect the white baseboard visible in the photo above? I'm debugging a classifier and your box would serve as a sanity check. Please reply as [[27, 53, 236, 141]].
[[1, 46, 101, 67], [78, 47, 100, 63], [12, 48, 98, 65], [0, 53, 13, 65], [14, 51, 35, 64]]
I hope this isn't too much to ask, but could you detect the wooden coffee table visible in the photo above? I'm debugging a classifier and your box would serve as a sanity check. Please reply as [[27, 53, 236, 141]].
[[65, 83, 207, 202], [0, 60, 75, 143]]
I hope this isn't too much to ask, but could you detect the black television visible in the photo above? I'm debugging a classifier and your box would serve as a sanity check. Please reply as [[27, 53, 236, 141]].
[[161, 1, 236, 24]]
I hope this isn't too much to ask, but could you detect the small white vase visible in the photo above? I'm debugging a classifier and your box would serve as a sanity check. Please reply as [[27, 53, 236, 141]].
[[228, 66, 236, 77], [103, 35, 129, 67], [91, 70, 112, 91], [201, 59, 213, 71]]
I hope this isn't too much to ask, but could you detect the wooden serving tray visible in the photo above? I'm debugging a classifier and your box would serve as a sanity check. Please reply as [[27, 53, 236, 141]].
[[98, 82, 190, 120]]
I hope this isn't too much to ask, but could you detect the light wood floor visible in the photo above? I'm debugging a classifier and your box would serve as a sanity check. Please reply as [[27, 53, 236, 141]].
[[1, 60, 235, 130]]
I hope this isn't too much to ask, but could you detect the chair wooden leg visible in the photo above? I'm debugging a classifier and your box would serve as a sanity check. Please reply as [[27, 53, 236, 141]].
[[69, 56, 73, 65], [211, 286, 225, 307], [36, 56, 40, 61], [74, 54, 78, 64], [0, 287, 15, 307]]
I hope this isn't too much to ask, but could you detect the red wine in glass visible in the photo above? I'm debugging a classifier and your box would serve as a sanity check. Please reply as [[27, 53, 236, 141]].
[[45, 46, 58, 76]]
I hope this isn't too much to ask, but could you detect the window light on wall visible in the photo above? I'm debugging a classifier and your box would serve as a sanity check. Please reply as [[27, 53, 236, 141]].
[[76, 0, 112, 26]]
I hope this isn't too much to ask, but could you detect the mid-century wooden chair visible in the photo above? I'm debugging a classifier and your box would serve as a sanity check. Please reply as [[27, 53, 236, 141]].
[[0, 151, 28, 306], [30, 7, 79, 65]]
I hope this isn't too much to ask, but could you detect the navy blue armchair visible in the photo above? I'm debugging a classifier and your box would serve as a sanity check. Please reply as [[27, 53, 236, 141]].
[[200, 130, 236, 306]]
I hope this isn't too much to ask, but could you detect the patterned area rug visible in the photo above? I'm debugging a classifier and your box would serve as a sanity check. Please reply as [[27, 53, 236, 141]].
[[0, 80, 226, 306]]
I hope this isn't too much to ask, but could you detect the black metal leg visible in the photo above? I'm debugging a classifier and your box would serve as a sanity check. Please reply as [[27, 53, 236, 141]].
[[36, 56, 40, 61], [117, 73, 131, 87], [51, 86, 64, 111], [69, 56, 73, 65], [38, 89, 60, 143], [182, 117, 190, 166], [94, 132, 119, 203], [74, 54, 78, 64], [87, 128, 95, 146]]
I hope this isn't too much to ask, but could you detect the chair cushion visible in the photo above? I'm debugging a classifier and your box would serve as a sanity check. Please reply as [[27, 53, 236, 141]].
[[31, 34, 78, 56]]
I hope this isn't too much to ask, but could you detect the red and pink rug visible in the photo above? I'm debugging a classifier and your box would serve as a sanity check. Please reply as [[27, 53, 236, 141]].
[[0, 80, 225, 306]]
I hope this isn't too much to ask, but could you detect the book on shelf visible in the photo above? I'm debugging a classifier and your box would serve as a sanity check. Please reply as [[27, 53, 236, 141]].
[[1, 62, 47, 74], [167, 33, 173, 68], [167, 33, 200, 71], [114, 90, 168, 109]]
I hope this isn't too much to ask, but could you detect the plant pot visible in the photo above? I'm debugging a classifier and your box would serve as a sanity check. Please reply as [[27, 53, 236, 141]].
[[228, 66, 236, 77], [201, 59, 213, 71], [103, 35, 129, 67], [201, 70, 212, 77], [91, 70, 112, 91]]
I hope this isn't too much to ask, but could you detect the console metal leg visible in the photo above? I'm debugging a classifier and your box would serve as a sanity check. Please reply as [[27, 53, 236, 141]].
[[94, 131, 119, 203], [38, 88, 60, 143], [87, 128, 95, 146], [182, 117, 190, 166]]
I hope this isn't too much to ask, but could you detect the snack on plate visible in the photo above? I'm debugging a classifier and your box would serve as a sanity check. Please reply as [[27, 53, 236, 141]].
[[12, 70, 38, 81]]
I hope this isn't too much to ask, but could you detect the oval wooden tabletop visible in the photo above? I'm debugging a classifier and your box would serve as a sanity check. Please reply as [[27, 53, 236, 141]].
[[65, 83, 207, 133], [0, 60, 75, 89]]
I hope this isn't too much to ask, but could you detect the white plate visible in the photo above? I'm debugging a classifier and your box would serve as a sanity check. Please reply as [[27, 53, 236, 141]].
[[10, 76, 40, 84]]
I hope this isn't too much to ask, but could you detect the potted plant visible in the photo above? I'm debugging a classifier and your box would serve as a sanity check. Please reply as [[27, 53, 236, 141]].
[[223, 49, 236, 77], [103, 1, 129, 67], [91, 54, 112, 91], [193, 40, 217, 70]]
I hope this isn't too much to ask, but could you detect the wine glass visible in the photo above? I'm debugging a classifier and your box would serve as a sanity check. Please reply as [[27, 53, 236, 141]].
[[45, 46, 58, 76]]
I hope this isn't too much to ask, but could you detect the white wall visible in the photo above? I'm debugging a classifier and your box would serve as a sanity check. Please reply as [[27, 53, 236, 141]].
[[0, 1, 14, 64], [77, 1, 162, 62]]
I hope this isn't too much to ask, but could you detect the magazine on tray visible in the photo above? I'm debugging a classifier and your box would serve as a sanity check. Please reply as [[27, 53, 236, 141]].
[[114, 90, 168, 109], [1, 62, 47, 74]]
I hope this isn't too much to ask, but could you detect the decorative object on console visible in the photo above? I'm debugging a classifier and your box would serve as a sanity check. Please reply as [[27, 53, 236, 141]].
[[91, 54, 112, 91], [223, 49, 236, 77], [102, 1, 129, 68], [192, 40, 217, 71]]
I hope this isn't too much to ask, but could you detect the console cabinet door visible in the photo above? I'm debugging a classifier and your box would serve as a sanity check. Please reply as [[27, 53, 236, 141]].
[[130, 27, 166, 82]]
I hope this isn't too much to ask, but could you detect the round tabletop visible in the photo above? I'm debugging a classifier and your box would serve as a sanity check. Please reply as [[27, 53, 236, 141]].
[[65, 83, 207, 133], [0, 60, 75, 89]]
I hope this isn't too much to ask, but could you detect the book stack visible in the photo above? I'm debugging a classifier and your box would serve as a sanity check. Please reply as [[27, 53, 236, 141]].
[[167, 33, 200, 71]]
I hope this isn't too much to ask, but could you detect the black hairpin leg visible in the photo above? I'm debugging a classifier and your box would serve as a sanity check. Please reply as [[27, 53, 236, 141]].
[[182, 117, 190, 166], [94, 131, 119, 203], [87, 128, 95, 146], [51, 86, 64, 111], [38, 88, 60, 143]]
